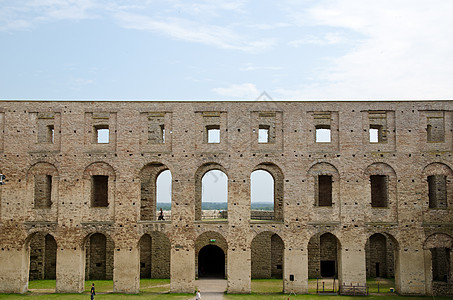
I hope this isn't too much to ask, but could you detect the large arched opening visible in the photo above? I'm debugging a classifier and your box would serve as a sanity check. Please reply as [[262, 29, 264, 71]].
[[84, 232, 114, 280], [139, 232, 171, 279], [250, 170, 274, 220], [198, 245, 225, 278], [140, 163, 171, 221], [365, 233, 396, 278], [251, 163, 283, 221], [308, 232, 341, 278], [195, 231, 227, 279], [195, 163, 228, 221], [251, 231, 284, 293], [424, 233, 453, 295], [28, 232, 57, 281]]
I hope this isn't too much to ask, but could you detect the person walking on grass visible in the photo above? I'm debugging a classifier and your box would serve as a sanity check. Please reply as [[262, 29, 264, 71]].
[[90, 283, 95, 300]]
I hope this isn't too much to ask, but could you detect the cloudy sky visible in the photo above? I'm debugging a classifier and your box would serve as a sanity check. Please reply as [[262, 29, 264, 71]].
[[1, 0, 453, 101]]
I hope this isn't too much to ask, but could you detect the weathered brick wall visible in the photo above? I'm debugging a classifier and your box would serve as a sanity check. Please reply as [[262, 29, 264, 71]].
[[0, 101, 452, 295]]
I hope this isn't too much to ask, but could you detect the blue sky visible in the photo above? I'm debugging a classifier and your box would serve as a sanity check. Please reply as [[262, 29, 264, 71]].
[[1, 0, 453, 101]]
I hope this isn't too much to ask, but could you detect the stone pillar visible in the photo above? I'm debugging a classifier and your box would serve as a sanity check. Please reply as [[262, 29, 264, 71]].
[[283, 247, 308, 294], [423, 249, 432, 296], [113, 247, 140, 293], [397, 248, 426, 295], [227, 248, 250, 293], [170, 246, 195, 293], [338, 244, 366, 287], [56, 248, 85, 293], [227, 178, 251, 293], [0, 247, 29, 293]]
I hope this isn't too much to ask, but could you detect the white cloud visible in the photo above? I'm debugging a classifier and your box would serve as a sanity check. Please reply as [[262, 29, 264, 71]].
[[114, 11, 275, 52], [298, 0, 453, 99], [288, 32, 346, 47], [170, 0, 247, 16], [213, 83, 260, 99], [240, 63, 282, 71], [0, 0, 100, 31]]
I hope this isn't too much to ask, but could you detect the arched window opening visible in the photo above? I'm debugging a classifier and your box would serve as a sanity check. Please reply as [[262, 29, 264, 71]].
[[156, 170, 172, 220], [201, 170, 228, 220], [140, 163, 171, 221], [251, 163, 283, 221], [251, 170, 274, 220]]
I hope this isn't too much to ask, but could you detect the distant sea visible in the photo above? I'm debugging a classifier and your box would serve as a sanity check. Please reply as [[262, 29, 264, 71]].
[[156, 202, 273, 211]]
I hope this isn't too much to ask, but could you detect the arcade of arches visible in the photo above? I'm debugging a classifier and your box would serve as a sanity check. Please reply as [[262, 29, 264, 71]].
[[0, 101, 453, 296]]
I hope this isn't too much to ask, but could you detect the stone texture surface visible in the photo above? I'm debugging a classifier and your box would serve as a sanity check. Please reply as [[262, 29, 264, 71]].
[[0, 100, 452, 295]]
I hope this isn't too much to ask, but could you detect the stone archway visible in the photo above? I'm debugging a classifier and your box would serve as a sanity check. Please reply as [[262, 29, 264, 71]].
[[198, 245, 225, 278], [28, 232, 57, 281]]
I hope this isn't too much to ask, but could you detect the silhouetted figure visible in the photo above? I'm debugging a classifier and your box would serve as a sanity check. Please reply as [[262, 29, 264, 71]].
[[158, 208, 165, 220]]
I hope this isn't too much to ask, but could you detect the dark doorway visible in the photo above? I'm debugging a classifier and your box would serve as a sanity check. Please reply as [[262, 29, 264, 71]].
[[198, 245, 225, 278], [321, 260, 336, 277], [376, 262, 380, 277]]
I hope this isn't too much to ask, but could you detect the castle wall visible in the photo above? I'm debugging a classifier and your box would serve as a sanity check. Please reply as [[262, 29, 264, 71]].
[[0, 100, 452, 295]]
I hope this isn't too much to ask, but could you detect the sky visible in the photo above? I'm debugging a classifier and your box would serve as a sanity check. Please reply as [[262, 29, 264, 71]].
[[1, 0, 453, 101]]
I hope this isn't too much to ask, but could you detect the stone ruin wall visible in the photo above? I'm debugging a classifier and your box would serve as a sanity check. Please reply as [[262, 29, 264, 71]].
[[0, 101, 452, 295]]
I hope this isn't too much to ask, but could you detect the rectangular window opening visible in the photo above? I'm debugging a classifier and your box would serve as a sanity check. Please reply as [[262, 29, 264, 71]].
[[316, 126, 331, 143], [428, 175, 447, 209], [369, 125, 382, 143], [207, 125, 220, 143], [47, 125, 54, 144], [161, 125, 165, 144], [95, 126, 109, 144], [34, 174, 52, 208], [318, 175, 333, 206], [91, 175, 108, 207], [370, 175, 388, 207], [258, 125, 270, 143], [427, 117, 445, 143]]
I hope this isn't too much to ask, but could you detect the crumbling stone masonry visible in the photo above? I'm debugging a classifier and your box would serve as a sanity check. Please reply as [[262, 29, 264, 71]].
[[0, 101, 453, 295]]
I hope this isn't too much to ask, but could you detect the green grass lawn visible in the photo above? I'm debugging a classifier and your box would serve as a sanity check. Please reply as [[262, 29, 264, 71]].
[[4, 278, 453, 300], [27, 279, 171, 293], [251, 279, 283, 293]]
